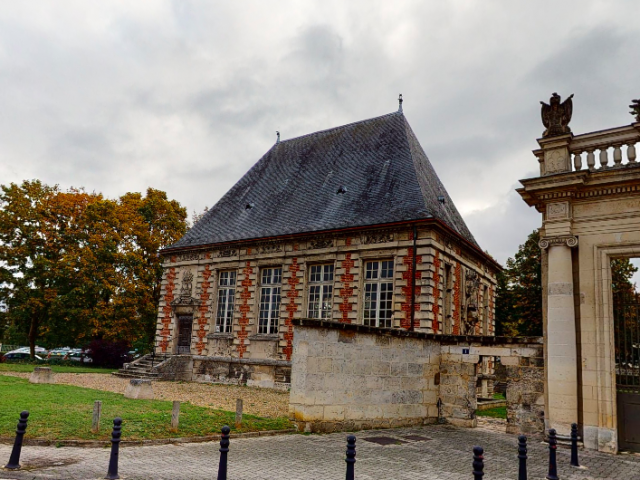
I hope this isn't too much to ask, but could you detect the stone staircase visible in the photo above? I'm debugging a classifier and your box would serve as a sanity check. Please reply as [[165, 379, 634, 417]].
[[113, 354, 163, 380]]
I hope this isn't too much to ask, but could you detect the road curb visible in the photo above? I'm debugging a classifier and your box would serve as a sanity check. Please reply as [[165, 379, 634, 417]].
[[0, 428, 298, 448]]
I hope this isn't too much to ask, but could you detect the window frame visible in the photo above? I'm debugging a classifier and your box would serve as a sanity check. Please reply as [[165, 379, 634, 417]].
[[215, 270, 237, 334], [258, 266, 282, 335], [307, 263, 335, 319], [362, 259, 395, 328]]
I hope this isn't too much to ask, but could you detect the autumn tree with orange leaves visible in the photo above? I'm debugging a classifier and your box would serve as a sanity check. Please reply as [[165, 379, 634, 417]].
[[0, 180, 187, 357]]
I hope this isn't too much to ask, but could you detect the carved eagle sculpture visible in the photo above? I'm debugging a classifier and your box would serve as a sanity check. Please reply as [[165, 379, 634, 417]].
[[540, 92, 574, 138], [630, 99, 640, 122]]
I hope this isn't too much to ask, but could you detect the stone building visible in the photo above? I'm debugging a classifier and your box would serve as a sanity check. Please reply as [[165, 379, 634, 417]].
[[152, 103, 500, 388]]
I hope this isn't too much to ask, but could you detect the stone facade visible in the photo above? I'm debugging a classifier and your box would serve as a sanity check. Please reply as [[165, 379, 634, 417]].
[[518, 99, 640, 453], [154, 223, 498, 387], [289, 319, 543, 434]]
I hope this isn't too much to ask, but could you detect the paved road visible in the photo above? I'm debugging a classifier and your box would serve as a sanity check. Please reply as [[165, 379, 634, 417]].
[[0, 424, 638, 479]]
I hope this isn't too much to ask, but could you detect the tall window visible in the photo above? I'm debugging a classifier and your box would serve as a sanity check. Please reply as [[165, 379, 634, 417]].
[[215, 271, 236, 333], [363, 260, 394, 328], [259, 267, 282, 334], [308, 264, 334, 319]]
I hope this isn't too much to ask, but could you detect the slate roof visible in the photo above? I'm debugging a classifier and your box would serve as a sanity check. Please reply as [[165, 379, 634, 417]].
[[169, 111, 478, 250]]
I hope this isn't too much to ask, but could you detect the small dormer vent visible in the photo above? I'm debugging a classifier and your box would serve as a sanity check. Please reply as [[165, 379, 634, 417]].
[[337, 186, 347, 194]]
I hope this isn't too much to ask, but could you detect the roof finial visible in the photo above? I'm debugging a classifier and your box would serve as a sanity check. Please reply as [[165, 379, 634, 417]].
[[276, 131, 280, 144], [398, 94, 403, 113]]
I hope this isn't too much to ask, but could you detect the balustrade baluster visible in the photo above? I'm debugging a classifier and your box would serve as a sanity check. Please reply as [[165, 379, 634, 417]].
[[613, 144, 623, 166], [628, 142, 637, 163], [586, 150, 596, 170], [573, 152, 582, 171], [599, 148, 609, 168]]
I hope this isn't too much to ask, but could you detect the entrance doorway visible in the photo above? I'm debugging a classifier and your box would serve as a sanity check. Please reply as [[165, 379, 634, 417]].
[[177, 315, 193, 354], [613, 287, 640, 452]]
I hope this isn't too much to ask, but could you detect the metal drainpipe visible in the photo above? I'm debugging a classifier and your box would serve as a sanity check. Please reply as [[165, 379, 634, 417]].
[[410, 224, 418, 332]]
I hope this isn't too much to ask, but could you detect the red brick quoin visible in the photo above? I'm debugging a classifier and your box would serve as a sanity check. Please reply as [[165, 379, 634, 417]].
[[195, 264, 212, 355], [400, 247, 422, 330], [160, 267, 177, 353], [339, 253, 355, 323], [236, 261, 254, 358], [283, 258, 301, 360], [432, 251, 440, 333]]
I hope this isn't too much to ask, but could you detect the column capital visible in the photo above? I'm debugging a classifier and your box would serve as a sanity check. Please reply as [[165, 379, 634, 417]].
[[538, 235, 578, 250]]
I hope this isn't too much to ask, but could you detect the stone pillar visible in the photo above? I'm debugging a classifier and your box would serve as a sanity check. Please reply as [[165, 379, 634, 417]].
[[544, 239, 578, 435]]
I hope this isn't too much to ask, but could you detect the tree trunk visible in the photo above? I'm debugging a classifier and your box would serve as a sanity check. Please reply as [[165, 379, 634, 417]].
[[28, 316, 39, 359]]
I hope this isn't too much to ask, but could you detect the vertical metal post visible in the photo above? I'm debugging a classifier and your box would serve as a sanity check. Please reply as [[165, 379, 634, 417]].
[[473, 446, 484, 480], [570, 423, 579, 467], [546, 429, 559, 480], [217, 425, 230, 480], [4, 411, 29, 470], [518, 435, 527, 480], [345, 435, 356, 480], [105, 417, 122, 480]]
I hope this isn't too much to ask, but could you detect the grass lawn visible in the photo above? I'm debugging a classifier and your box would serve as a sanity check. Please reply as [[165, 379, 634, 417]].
[[0, 376, 292, 441], [0, 363, 115, 374], [476, 406, 507, 419]]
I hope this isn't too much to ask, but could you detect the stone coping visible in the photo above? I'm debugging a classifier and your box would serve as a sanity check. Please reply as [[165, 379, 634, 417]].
[[190, 355, 291, 367], [292, 318, 543, 345], [0, 429, 297, 449]]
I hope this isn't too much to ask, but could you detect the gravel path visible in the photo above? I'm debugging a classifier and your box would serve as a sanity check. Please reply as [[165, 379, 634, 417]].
[[0, 372, 289, 418]]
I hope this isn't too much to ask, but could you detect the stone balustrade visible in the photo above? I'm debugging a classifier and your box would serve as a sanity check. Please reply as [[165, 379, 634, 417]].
[[570, 124, 640, 171]]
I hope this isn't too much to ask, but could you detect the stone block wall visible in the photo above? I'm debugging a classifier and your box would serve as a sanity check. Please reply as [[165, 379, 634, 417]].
[[289, 326, 440, 432], [290, 319, 544, 434]]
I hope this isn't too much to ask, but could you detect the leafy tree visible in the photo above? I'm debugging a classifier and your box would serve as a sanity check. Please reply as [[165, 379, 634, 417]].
[[497, 230, 637, 337], [0, 181, 187, 356]]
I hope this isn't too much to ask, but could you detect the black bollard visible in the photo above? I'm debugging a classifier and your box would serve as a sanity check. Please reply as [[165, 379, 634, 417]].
[[217, 425, 230, 480], [473, 446, 484, 480], [4, 411, 29, 470], [546, 428, 559, 480], [105, 417, 122, 480], [345, 435, 356, 480], [518, 435, 527, 480], [570, 423, 579, 467]]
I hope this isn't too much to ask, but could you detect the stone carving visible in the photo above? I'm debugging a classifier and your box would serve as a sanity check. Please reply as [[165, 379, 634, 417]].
[[547, 202, 569, 220], [544, 149, 567, 174], [177, 252, 201, 262], [180, 270, 193, 297], [540, 92, 574, 137], [258, 242, 283, 254], [217, 249, 237, 258], [361, 232, 394, 244], [630, 99, 640, 122], [308, 238, 333, 249], [463, 270, 480, 334], [538, 236, 578, 249], [171, 269, 201, 306]]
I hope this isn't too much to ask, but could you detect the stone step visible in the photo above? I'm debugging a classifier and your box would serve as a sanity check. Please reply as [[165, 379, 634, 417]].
[[113, 371, 159, 379]]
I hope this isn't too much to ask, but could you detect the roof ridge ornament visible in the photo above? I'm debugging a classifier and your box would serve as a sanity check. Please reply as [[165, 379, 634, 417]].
[[540, 92, 574, 138], [398, 94, 403, 113], [276, 131, 280, 144]]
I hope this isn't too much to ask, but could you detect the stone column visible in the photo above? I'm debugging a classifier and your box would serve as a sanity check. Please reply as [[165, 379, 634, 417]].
[[542, 237, 578, 435]]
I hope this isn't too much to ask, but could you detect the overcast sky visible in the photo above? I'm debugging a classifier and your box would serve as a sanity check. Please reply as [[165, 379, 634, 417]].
[[1, 1, 639, 266]]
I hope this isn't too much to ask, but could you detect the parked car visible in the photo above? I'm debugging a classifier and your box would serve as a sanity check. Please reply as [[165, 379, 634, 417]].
[[2, 352, 44, 361], [64, 348, 93, 363], [47, 347, 71, 359]]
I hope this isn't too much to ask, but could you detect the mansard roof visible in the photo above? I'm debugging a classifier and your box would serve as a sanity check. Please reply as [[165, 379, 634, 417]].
[[169, 111, 478, 250]]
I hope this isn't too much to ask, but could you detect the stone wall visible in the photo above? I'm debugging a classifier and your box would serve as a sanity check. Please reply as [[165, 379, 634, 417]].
[[289, 326, 440, 432], [154, 355, 291, 389], [290, 319, 544, 434]]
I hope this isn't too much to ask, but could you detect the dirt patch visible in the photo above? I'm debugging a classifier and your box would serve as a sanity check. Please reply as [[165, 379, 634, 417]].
[[17, 456, 80, 471], [0, 372, 289, 418]]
